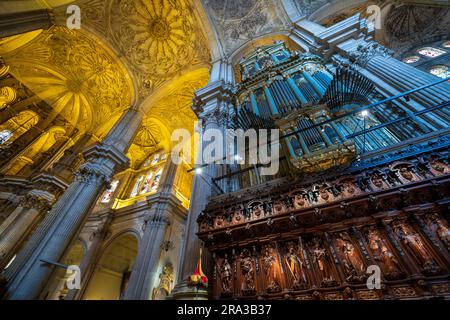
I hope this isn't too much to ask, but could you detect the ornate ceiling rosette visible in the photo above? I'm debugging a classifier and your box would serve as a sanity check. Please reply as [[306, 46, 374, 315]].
[[65, 0, 211, 97]]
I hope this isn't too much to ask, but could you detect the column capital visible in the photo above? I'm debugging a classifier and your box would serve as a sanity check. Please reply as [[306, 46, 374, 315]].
[[18, 194, 50, 212], [74, 165, 109, 187]]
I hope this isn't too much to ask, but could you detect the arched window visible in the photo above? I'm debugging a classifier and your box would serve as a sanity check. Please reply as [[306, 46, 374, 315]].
[[403, 56, 420, 64], [429, 65, 450, 79], [417, 47, 446, 58], [0, 129, 13, 144]]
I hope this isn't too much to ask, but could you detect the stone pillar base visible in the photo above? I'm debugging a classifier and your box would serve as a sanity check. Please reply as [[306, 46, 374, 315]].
[[169, 280, 209, 300]]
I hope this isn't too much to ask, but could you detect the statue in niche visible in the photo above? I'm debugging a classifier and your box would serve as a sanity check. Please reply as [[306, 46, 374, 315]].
[[392, 220, 441, 275], [240, 249, 256, 294], [152, 265, 174, 300], [262, 244, 282, 293], [218, 254, 232, 294], [429, 157, 449, 175], [424, 213, 450, 251], [334, 233, 366, 283], [284, 242, 307, 290], [370, 173, 386, 190], [366, 227, 404, 280], [398, 167, 415, 182], [309, 237, 336, 287], [272, 199, 284, 214]]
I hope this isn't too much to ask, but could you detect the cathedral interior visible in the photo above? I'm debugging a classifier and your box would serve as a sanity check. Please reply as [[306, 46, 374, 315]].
[[0, 0, 449, 301]]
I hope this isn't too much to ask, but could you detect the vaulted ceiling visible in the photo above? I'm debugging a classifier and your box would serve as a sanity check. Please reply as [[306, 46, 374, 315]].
[[1, 0, 448, 163]]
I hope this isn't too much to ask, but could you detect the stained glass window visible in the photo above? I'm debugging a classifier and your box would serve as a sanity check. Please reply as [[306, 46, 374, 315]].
[[151, 153, 160, 165], [101, 180, 119, 203], [417, 47, 445, 58], [151, 169, 163, 192], [0, 130, 12, 144], [403, 56, 420, 64], [139, 171, 154, 194], [443, 41, 450, 48], [429, 65, 450, 79], [130, 176, 143, 198]]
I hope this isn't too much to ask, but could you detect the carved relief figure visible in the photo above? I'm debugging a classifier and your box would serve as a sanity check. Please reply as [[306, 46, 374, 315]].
[[424, 213, 450, 251], [250, 202, 264, 219], [284, 242, 307, 289], [370, 173, 386, 190], [292, 191, 307, 208], [262, 244, 282, 293], [334, 233, 366, 283], [218, 254, 232, 294], [392, 220, 441, 275], [309, 237, 336, 287], [366, 227, 404, 280], [429, 157, 449, 175], [341, 180, 358, 198], [240, 249, 256, 293]]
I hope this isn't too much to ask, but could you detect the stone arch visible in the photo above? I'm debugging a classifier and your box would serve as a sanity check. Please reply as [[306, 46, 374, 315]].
[[82, 232, 139, 300]]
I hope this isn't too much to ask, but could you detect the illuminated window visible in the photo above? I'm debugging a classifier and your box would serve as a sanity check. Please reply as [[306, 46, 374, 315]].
[[402, 56, 420, 64], [443, 41, 450, 48], [0, 129, 12, 144], [139, 171, 154, 194], [151, 169, 163, 192], [429, 65, 450, 79], [130, 176, 143, 198], [151, 153, 160, 165], [101, 180, 119, 203], [417, 47, 445, 58]]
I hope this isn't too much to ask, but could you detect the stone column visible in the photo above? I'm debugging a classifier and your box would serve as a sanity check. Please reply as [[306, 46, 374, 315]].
[[123, 160, 179, 300], [171, 81, 233, 299], [2, 107, 143, 300], [0, 9, 54, 38], [0, 194, 50, 269]]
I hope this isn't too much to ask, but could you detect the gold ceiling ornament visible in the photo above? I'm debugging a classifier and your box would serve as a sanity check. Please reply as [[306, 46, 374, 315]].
[[133, 117, 163, 148], [128, 116, 171, 168], [1, 26, 133, 136], [147, 73, 209, 133], [0, 86, 17, 109], [62, 0, 211, 97]]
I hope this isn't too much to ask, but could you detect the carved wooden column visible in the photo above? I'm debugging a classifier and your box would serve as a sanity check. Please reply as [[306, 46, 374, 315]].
[[1, 107, 143, 299]]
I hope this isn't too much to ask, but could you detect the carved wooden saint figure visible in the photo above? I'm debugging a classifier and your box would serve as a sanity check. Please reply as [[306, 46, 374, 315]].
[[366, 227, 404, 280], [309, 237, 336, 287], [392, 220, 441, 275], [284, 242, 307, 289], [424, 213, 450, 251], [240, 249, 256, 293], [218, 254, 232, 294], [334, 233, 366, 283], [262, 244, 282, 293]]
